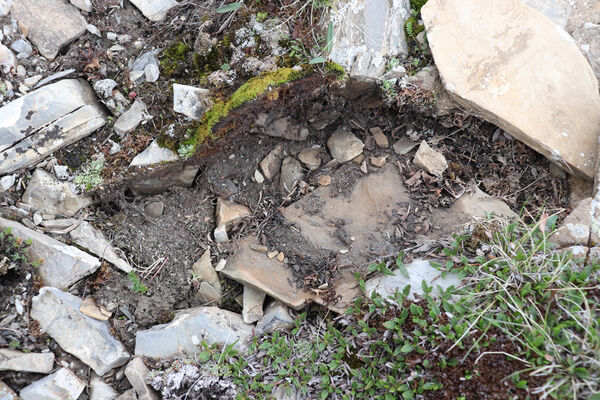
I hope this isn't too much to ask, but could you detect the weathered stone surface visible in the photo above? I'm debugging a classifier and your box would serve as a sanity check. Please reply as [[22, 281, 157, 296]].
[[114, 99, 148, 136], [116, 389, 138, 400], [260, 144, 285, 180], [20, 368, 85, 400], [327, 129, 364, 162], [70, 221, 132, 273], [550, 197, 592, 247], [297, 147, 322, 169], [31, 287, 130, 375], [393, 137, 418, 155], [0, 380, 17, 400], [413, 141, 447, 177], [198, 282, 222, 305], [70, 0, 92, 12], [89, 374, 118, 400], [522, 0, 571, 28], [279, 157, 304, 192], [173, 83, 211, 120], [0, 0, 12, 17], [192, 250, 221, 296], [264, 117, 309, 141], [145, 201, 165, 217], [216, 198, 251, 228], [0, 218, 101, 289], [573, 25, 600, 81], [130, 140, 179, 167], [0, 349, 54, 373], [11, 0, 87, 60], [125, 357, 159, 400], [80, 297, 111, 321], [0, 44, 17, 74], [242, 285, 265, 324], [564, 0, 600, 33], [0, 80, 106, 175], [329, 0, 410, 78], [129, 0, 178, 21], [135, 307, 253, 357], [131, 165, 200, 194], [256, 302, 294, 334], [422, 0, 600, 179], [21, 169, 92, 216], [370, 127, 389, 148]]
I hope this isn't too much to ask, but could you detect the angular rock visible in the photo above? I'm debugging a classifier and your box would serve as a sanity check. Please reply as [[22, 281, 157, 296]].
[[70, 0, 92, 12], [242, 285, 265, 324], [264, 117, 309, 141], [573, 25, 600, 82], [116, 389, 138, 400], [422, 0, 600, 179], [131, 165, 200, 194], [369, 127, 389, 148], [550, 197, 591, 247], [198, 282, 222, 304], [80, 297, 111, 321], [370, 156, 387, 167], [173, 83, 211, 120], [327, 129, 364, 162], [0, 174, 15, 191], [279, 156, 304, 192], [125, 357, 159, 400], [256, 302, 294, 334], [0, 80, 106, 175], [413, 141, 447, 177], [93, 79, 118, 98], [31, 287, 130, 375], [0, 44, 17, 75], [41, 218, 76, 230], [114, 99, 148, 136], [192, 250, 221, 295], [0, 218, 101, 289], [260, 144, 284, 180], [135, 307, 253, 357], [144, 201, 165, 217], [393, 137, 418, 155], [0, 380, 17, 400], [12, 0, 87, 60], [216, 198, 251, 228], [145, 63, 160, 82], [129, 0, 179, 22], [20, 368, 85, 400], [21, 169, 91, 217], [11, 39, 32, 57], [0, 349, 54, 373], [131, 140, 179, 167], [89, 374, 118, 400], [297, 147, 322, 169], [70, 221, 132, 273]]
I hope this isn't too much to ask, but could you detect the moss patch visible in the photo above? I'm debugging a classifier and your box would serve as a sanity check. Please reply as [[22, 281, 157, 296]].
[[159, 42, 191, 76]]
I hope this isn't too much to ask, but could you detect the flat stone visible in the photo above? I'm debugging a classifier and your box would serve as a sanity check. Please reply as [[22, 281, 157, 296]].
[[173, 83, 211, 120], [422, 0, 600, 179], [260, 144, 284, 180], [0, 349, 54, 373], [145, 201, 165, 217], [0, 80, 106, 175], [550, 197, 591, 247], [135, 307, 253, 357], [116, 389, 138, 400], [41, 218, 76, 230], [20, 368, 85, 400], [131, 165, 200, 194], [393, 137, 418, 155], [0, 44, 17, 74], [297, 147, 322, 169], [129, 0, 179, 21], [125, 357, 159, 400], [198, 282, 222, 305], [11, 0, 87, 60], [329, 0, 410, 78], [0, 218, 101, 289], [89, 374, 118, 400], [413, 141, 447, 177], [369, 127, 389, 148], [130, 140, 179, 167], [114, 99, 148, 136], [192, 250, 221, 295], [0, 381, 17, 400], [21, 169, 91, 217], [327, 128, 364, 162], [70, 221, 132, 273], [256, 302, 294, 334], [216, 198, 251, 228], [242, 285, 265, 324], [264, 117, 309, 141], [573, 25, 600, 82], [279, 156, 304, 192], [70, 0, 92, 12]]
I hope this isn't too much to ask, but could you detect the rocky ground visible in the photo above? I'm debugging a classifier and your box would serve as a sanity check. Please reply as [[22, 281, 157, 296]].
[[0, 0, 599, 399]]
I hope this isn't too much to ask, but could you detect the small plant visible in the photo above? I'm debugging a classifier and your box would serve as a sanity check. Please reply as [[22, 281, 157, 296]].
[[256, 11, 268, 22], [177, 143, 195, 160], [380, 79, 398, 100], [74, 157, 104, 191], [0, 228, 32, 275], [128, 270, 148, 294], [8, 340, 20, 349]]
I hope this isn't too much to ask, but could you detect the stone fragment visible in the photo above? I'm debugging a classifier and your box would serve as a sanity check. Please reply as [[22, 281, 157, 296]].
[[89, 374, 118, 400], [145, 63, 160, 82], [327, 129, 364, 162], [31, 287, 130, 375], [0, 174, 15, 191], [0, 349, 54, 373], [70, 0, 92, 12], [10, 39, 32, 57], [12, 0, 87, 60], [125, 357, 159, 400], [242, 285, 265, 324], [256, 302, 294, 334], [94, 79, 117, 98], [41, 218, 76, 230], [214, 225, 228, 243], [20, 368, 85, 400], [145, 201, 164, 217], [573, 25, 600, 82], [131, 165, 200, 194], [0, 218, 101, 289], [413, 141, 447, 177], [135, 307, 253, 357], [114, 100, 148, 136], [0, 80, 106, 175], [422, 0, 600, 179], [0, 44, 17, 74], [369, 127, 389, 148], [317, 175, 331, 186], [0, 0, 11, 17], [173, 83, 211, 120], [198, 282, 222, 304], [216, 198, 251, 228], [80, 297, 110, 321], [393, 137, 418, 155], [298, 147, 321, 169], [264, 117, 309, 141], [129, 0, 179, 22], [130, 140, 179, 167], [192, 250, 222, 296], [254, 169, 265, 183], [130, 50, 160, 83], [116, 389, 138, 400], [370, 156, 387, 167], [267, 251, 278, 259], [279, 156, 304, 192], [260, 144, 285, 180], [0, 380, 17, 400], [70, 221, 132, 273], [550, 197, 591, 247]]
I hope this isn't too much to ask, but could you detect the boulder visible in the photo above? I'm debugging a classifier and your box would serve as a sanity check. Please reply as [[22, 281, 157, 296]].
[[173, 83, 211, 120], [20, 368, 85, 400], [0, 0, 11, 17], [129, 0, 179, 21], [422, 0, 600, 179], [0, 349, 54, 373]]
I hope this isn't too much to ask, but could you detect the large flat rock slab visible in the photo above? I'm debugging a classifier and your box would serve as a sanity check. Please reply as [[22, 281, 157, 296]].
[[422, 0, 600, 179], [0, 79, 106, 175], [11, 0, 87, 60]]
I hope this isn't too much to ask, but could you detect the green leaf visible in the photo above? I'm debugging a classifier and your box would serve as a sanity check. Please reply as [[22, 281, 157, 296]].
[[325, 21, 334, 54], [197, 351, 211, 363], [216, 2, 243, 13], [400, 343, 413, 353], [396, 252, 409, 278], [309, 57, 327, 64]]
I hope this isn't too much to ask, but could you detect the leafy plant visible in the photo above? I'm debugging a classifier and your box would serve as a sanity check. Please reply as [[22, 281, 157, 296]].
[[216, 2, 243, 13], [74, 157, 104, 191], [128, 270, 148, 294], [0, 228, 32, 275], [177, 143, 195, 160]]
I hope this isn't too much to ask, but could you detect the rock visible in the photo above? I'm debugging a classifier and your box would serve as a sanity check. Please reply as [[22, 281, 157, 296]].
[[0, 174, 15, 191], [198, 282, 222, 305], [93, 79, 117, 98], [69, 221, 132, 273], [260, 144, 285, 180], [0, 0, 11, 17], [413, 141, 447, 177], [422, 0, 600, 179], [216, 198, 251, 228], [145, 201, 165, 217], [10, 39, 32, 57], [80, 297, 111, 321], [256, 302, 294, 334], [11, 0, 87, 60], [114, 99, 148, 136], [327, 129, 365, 162], [135, 307, 254, 357], [89, 374, 118, 400], [213, 225, 229, 243], [131, 165, 200, 194], [550, 197, 591, 247], [279, 157, 304, 192], [369, 127, 389, 148], [0, 218, 101, 289], [366, 259, 461, 300], [130, 140, 179, 167], [130, 50, 160, 82], [41, 218, 77, 230], [242, 285, 265, 324], [573, 25, 600, 82], [173, 83, 211, 120], [393, 137, 418, 155], [317, 174, 331, 186], [329, 0, 410, 78], [31, 287, 130, 375], [32, 68, 76, 89], [0, 349, 54, 373], [192, 250, 222, 296], [0, 80, 106, 175], [254, 169, 265, 183], [0, 44, 17, 74], [116, 389, 138, 400], [21, 169, 91, 216], [0, 381, 17, 400], [370, 156, 387, 167], [297, 147, 322, 169], [125, 357, 159, 400], [53, 164, 69, 180], [20, 368, 85, 400], [264, 117, 309, 141], [144, 63, 160, 82], [70, 0, 92, 12], [129, 0, 179, 21]]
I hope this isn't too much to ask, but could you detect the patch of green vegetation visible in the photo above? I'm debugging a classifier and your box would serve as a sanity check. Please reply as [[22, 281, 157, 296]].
[[404, 16, 425, 39], [324, 60, 346, 79], [177, 143, 194, 159], [8, 340, 20, 349], [0, 228, 31, 275], [410, 0, 428, 12], [193, 35, 234, 79], [74, 158, 104, 191], [160, 42, 191, 76], [128, 270, 148, 294]]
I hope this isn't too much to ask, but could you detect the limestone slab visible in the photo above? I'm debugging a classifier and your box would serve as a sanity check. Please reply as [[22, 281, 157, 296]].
[[173, 83, 211, 120], [0, 349, 54, 373], [70, 221, 132, 273], [20, 368, 85, 400]]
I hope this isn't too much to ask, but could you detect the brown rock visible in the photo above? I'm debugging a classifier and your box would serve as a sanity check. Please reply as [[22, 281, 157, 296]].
[[216, 198, 251, 228], [370, 156, 387, 167], [317, 175, 331, 186], [327, 129, 365, 162], [298, 147, 322, 169], [80, 298, 110, 321], [413, 141, 447, 177], [551, 197, 592, 247], [260, 144, 284, 180], [369, 127, 389, 148]]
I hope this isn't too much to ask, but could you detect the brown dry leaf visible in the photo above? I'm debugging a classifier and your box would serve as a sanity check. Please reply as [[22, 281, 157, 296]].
[[85, 58, 100, 71], [539, 213, 549, 234]]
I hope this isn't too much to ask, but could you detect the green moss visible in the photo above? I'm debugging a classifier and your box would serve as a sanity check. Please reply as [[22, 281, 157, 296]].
[[324, 61, 347, 80], [160, 42, 191, 76], [193, 35, 234, 79], [410, 0, 428, 11]]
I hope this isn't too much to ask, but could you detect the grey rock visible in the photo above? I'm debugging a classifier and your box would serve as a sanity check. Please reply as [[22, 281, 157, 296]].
[[129, 0, 179, 21], [70, 221, 133, 273], [130, 140, 179, 167], [130, 165, 200, 194], [89, 374, 118, 400], [144, 63, 160, 83], [550, 197, 591, 247], [87, 24, 101, 37], [94, 79, 117, 98], [106, 32, 117, 41], [114, 100, 148, 136], [198, 282, 222, 305], [33, 212, 42, 225], [11, 0, 87, 60], [242, 285, 265, 324], [173, 83, 211, 120], [70, 0, 92, 12], [256, 302, 294, 334], [327, 129, 364, 162], [53, 164, 69, 180], [413, 141, 447, 177], [260, 144, 284, 180], [144, 201, 164, 217], [213, 225, 228, 243], [116, 389, 138, 400], [369, 127, 389, 148], [20, 368, 85, 400], [279, 156, 304, 192], [10, 39, 32, 57], [31, 287, 130, 375], [0, 0, 11, 17], [0, 80, 106, 175], [265, 117, 309, 141], [0, 44, 17, 75], [522, 0, 571, 29], [297, 147, 321, 169], [125, 357, 159, 400], [130, 50, 160, 83], [192, 250, 221, 295], [32, 68, 76, 89], [0, 218, 101, 289], [0, 380, 17, 400], [21, 169, 92, 217], [41, 218, 76, 230], [0, 174, 15, 191], [135, 307, 254, 357], [0, 349, 54, 373], [392, 137, 418, 155]]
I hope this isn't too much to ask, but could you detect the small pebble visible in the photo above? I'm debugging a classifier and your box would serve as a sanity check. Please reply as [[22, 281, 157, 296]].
[[215, 259, 226, 272], [339, 249, 349, 254], [250, 244, 268, 253], [317, 175, 331, 186], [267, 251, 278, 259], [276, 252, 285, 262], [254, 170, 264, 184]]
